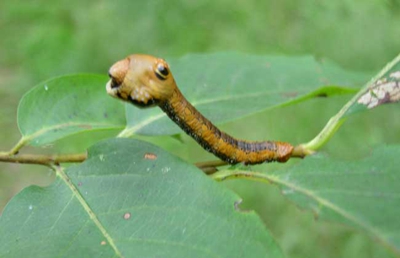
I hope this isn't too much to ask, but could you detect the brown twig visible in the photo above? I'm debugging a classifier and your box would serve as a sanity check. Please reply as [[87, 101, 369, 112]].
[[194, 159, 228, 169], [194, 159, 228, 174], [0, 147, 305, 174], [0, 152, 87, 166], [0, 151, 227, 174]]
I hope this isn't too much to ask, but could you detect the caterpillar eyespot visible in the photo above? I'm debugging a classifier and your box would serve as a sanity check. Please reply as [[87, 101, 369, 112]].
[[158, 63, 169, 76], [155, 63, 169, 80], [106, 54, 294, 165]]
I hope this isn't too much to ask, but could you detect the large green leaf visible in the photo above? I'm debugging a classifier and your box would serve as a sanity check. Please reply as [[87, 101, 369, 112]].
[[16, 54, 370, 145], [0, 139, 283, 258], [213, 145, 400, 255], [17, 74, 125, 146], [120, 52, 370, 136]]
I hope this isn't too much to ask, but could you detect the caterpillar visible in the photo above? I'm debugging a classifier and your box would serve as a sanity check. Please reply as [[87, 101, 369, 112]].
[[106, 54, 294, 165]]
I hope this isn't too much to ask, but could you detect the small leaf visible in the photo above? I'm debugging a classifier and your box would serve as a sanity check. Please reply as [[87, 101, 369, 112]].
[[17, 74, 125, 146], [214, 145, 400, 255], [0, 139, 283, 258], [120, 52, 370, 136]]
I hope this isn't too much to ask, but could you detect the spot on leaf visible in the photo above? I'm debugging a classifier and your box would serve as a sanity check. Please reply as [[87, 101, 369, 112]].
[[144, 153, 157, 160], [123, 212, 131, 220]]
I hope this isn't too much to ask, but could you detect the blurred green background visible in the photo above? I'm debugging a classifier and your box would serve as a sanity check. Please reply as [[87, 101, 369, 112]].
[[1, 0, 399, 257]]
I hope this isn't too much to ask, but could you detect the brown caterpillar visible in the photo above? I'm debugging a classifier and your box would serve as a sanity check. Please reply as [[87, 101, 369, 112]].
[[106, 54, 293, 165]]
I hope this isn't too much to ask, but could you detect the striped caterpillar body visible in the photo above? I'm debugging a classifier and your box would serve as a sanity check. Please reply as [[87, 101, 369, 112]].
[[106, 54, 293, 165]]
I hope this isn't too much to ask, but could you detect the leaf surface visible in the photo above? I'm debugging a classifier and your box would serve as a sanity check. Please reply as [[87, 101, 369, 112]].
[[0, 139, 283, 258], [17, 54, 370, 145], [17, 74, 125, 146], [119, 52, 370, 136], [214, 145, 400, 255]]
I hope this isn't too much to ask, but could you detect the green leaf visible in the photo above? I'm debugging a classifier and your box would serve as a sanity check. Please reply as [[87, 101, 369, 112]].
[[119, 52, 370, 137], [15, 54, 370, 146], [213, 145, 400, 255], [0, 139, 283, 258], [17, 74, 125, 146]]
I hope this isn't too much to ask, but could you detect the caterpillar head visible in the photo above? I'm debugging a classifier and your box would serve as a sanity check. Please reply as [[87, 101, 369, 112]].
[[106, 54, 176, 108]]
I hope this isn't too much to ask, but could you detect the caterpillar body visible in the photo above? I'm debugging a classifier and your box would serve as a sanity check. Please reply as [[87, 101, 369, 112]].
[[106, 54, 293, 165]]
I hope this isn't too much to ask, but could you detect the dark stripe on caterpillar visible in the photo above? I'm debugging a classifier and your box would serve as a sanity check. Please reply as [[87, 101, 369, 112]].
[[159, 88, 293, 164]]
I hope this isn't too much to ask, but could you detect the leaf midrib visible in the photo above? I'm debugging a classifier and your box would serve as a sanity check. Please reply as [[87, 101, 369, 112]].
[[55, 166, 123, 257]]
